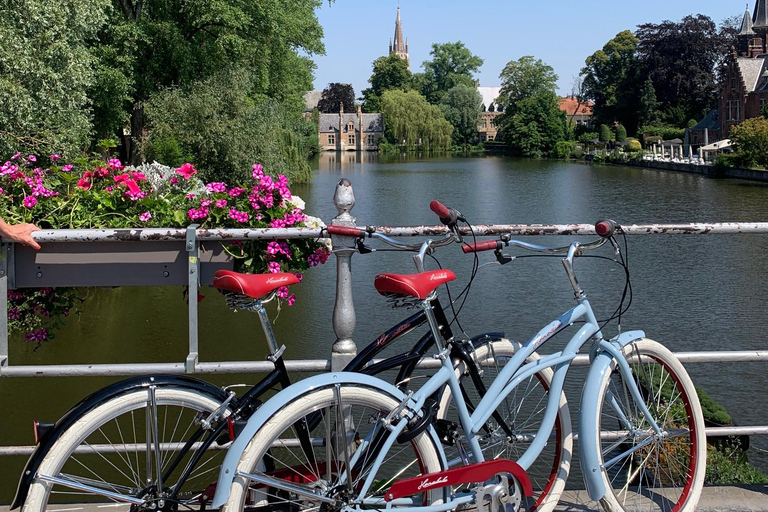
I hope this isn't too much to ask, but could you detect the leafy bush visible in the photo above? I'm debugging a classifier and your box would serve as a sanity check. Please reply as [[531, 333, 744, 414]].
[[599, 124, 613, 142], [551, 141, 576, 159], [638, 125, 685, 142], [714, 153, 742, 170], [578, 132, 600, 144], [0, 152, 328, 343], [615, 124, 627, 142], [144, 68, 315, 185], [627, 137, 642, 151], [730, 117, 768, 169], [706, 443, 768, 485]]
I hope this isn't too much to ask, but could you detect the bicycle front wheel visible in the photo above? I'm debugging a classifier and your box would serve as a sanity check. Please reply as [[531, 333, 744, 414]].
[[23, 386, 230, 512], [438, 338, 572, 512], [595, 338, 706, 512], [223, 383, 445, 512]]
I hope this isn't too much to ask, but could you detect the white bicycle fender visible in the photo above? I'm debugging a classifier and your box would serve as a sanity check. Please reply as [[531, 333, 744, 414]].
[[578, 330, 645, 500], [211, 371, 422, 508]]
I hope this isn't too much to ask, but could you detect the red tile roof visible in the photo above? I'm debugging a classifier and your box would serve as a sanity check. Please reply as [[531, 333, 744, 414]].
[[559, 97, 593, 116]]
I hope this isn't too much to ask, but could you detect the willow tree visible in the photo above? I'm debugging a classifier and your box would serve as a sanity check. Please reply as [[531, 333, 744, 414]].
[[381, 90, 453, 150]]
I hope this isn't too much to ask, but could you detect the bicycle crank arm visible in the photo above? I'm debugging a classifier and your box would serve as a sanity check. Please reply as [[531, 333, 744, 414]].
[[235, 470, 338, 506], [384, 459, 532, 502]]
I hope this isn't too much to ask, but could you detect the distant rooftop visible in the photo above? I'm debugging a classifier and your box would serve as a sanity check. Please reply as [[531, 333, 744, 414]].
[[559, 96, 593, 116]]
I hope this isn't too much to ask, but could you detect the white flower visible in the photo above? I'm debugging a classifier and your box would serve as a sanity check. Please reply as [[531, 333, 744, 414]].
[[288, 195, 306, 210], [303, 215, 326, 229]]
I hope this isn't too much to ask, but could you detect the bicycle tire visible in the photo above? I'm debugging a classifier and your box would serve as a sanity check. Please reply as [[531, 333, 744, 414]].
[[22, 386, 231, 512], [222, 383, 445, 512], [438, 338, 572, 512], [594, 338, 706, 512]]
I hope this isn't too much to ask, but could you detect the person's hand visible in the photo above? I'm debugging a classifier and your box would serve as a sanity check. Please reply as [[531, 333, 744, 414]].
[[2, 223, 41, 250]]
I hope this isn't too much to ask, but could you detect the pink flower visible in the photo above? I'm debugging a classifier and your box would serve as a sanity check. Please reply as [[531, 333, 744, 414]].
[[11, 152, 20, 160], [176, 163, 197, 179], [61, 164, 73, 172], [268, 262, 281, 273], [7, 290, 24, 300], [295, 272, 303, 282], [50, 154, 60, 162], [228, 187, 246, 197], [287, 294, 296, 306], [215, 199, 228, 208], [28, 154, 36, 162], [24, 328, 48, 342], [140, 212, 152, 222], [170, 177, 179, 185], [188, 207, 209, 220], [206, 182, 227, 193], [267, 241, 282, 255], [130, 171, 147, 181], [277, 286, 289, 298], [307, 254, 320, 267], [23, 196, 37, 208], [8, 308, 20, 320], [252, 164, 264, 179], [316, 247, 330, 264], [186, 193, 195, 199], [108, 158, 123, 170]]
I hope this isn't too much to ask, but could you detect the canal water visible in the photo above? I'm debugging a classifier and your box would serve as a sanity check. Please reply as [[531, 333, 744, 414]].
[[2, 153, 768, 501]]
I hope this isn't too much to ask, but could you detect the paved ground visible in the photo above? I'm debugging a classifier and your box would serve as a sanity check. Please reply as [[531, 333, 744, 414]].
[[2, 485, 767, 511]]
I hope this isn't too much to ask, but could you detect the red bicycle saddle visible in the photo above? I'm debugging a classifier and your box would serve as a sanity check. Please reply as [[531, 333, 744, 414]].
[[213, 270, 299, 299], [374, 270, 456, 299]]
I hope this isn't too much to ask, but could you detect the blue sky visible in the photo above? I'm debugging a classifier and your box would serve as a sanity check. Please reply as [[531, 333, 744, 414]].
[[312, 0, 743, 98]]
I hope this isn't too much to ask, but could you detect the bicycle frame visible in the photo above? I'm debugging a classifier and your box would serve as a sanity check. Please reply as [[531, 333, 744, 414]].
[[208, 296, 658, 510]]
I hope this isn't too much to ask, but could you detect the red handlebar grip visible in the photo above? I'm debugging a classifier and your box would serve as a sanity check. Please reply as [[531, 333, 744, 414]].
[[430, 200, 451, 219], [326, 225, 364, 237], [462, 240, 500, 254], [595, 220, 616, 237]]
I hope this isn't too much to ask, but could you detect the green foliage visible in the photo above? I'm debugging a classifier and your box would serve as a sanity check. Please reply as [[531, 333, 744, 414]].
[[580, 30, 641, 133], [599, 124, 613, 142], [0, 1, 110, 158], [317, 83, 355, 113], [578, 132, 600, 144], [551, 141, 576, 159], [714, 153, 741, 169], [627, 137, 642, 151], [419, 41, 483, 104], [497, 56, 558, 108], [497, 90, 566, 158], [381, 89, 453, 150], [638, 125, 685, 142], [638, 78, 660, 129], [696, 387, 732, 426], [730, 117, 768, 169], [439, 84, 483, 145], [706, 444, 768, 485], [615, 124, 627, 142], [144, 68, 314, 184], [361, 54, 413, 113]]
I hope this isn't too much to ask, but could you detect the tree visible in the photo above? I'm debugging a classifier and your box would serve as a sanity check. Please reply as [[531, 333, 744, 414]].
[[439, 84, 483, 146], [144, 68, 315, 184], [616, 124, 627, 142], [497, 90, 566, 158], [0, 1, 110, 158], [495, 56, 565, 156], [380, 89, 453, 150], [636, 15, 733, 125], [497, 56, 558, 108], [638, 77, 660, 128], [419, 41, 483, 104], [361, 54, 412, 112], [599, 124, 613, 142], [730, 117, 768, 168], [97, 0, 326, 163], [580, 30, 641, 134], [317, 83, 355, 113]]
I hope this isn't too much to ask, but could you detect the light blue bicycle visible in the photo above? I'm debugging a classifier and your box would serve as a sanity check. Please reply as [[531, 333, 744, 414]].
[[208, 205, 707, 512]]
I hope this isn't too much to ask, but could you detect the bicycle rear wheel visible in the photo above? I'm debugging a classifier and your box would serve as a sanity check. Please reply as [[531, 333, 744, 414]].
[[222, 383, 445, 512], [23, 386, 230, 512], [438, 338, 572, 512], [595, 338, 706, 512]]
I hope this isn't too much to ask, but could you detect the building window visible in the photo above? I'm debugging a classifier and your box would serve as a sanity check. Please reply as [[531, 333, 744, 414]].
[[487, 135, 494, 141], [328, 134, 335, 145], [347, 122, 355, 132], [731, 77, 736, 89], [367, 134, 375, 146], [348, 134, 355, 145], [761, 98, 767, 112], [482, 120, 488, 129], [736, 102, 741, 121]]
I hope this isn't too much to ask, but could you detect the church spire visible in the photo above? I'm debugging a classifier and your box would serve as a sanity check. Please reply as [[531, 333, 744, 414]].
[[389, 6, 410, 70], [754, 0, 768, 29], [741, 4, 756, 34]]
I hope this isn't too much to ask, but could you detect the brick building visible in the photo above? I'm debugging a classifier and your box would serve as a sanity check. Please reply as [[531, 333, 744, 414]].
[[715, 1, 768, 138], [477, 87, 502, 141], [318, 104, 385, 151]]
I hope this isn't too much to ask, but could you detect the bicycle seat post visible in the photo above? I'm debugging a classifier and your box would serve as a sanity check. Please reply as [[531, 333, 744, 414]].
[[253, 296, 283, 358]]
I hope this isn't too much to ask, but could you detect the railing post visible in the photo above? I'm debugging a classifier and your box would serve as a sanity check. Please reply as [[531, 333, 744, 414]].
[[185, 224, 200, 373], [0, 242, 9, 369], [330, 179, 357, 371]]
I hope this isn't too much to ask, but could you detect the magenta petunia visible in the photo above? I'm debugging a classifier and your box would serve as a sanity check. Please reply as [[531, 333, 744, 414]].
[[176, 163, 197, 179], [61, 164, 73, 172], [23, 196, 37, 208], [50, 154, 61, 162], [140, 212, 152, 222], [28, 154, 37, 162]]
